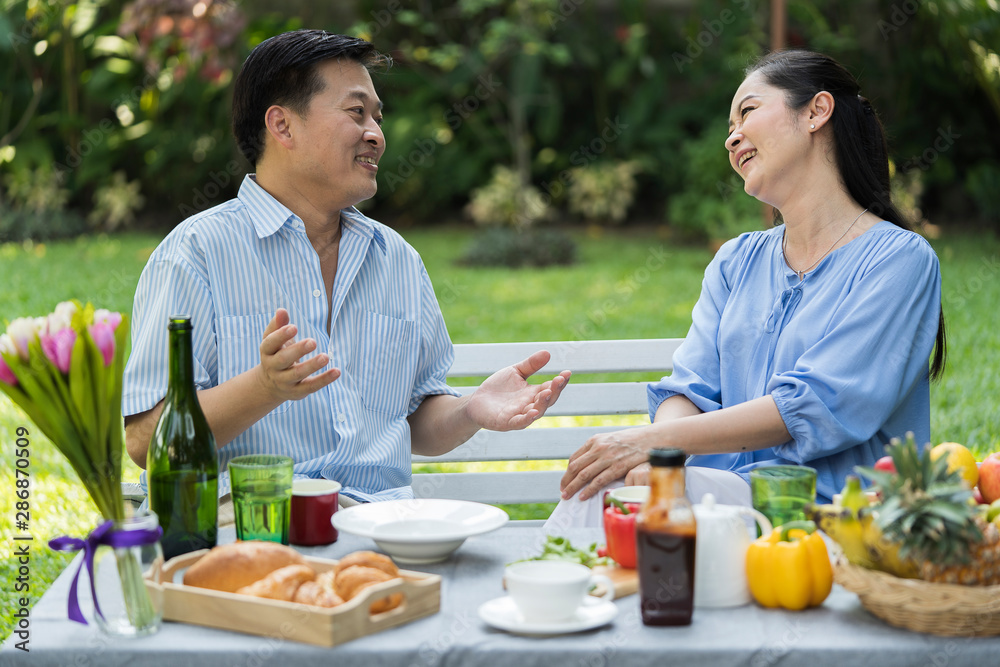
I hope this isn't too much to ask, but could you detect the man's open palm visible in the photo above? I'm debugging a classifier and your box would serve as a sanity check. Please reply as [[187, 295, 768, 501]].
[[466, 350, 571, 431]]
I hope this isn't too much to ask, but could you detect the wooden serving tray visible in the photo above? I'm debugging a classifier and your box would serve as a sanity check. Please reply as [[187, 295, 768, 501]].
[[147, 550, 441, 647]]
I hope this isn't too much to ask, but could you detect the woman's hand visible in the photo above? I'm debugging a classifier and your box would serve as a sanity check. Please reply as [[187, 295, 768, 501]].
[[625, 462, 651, 486], [559, 427, 656, 501]]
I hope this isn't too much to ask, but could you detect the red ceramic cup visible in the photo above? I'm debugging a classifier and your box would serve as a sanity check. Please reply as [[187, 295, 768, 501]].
[[289, 479, 342, 546]]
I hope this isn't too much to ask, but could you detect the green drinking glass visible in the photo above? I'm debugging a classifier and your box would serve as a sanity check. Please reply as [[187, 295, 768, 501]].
[[229, 455, 294, 544], [750, 465, 817, 533]]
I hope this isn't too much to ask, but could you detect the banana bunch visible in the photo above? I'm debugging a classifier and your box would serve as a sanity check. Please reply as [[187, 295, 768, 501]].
[[807, 476, 919, 578]]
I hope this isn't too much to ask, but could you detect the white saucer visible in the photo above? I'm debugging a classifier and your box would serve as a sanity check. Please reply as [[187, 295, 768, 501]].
[[478, 595, 618, 636]]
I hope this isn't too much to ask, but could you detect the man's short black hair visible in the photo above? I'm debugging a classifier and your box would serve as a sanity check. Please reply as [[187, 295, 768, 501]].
[[231, 30, 390, 165]]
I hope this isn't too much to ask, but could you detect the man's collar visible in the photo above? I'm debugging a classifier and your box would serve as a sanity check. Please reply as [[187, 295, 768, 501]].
[[238, 174, 297, 238], [341, 206, 387, 255], [238, 174, 386, 254]]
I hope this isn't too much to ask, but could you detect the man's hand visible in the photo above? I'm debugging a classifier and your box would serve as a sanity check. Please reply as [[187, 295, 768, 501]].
[[466, 350, 571, 431], [256, 308, 340, 403], [559, 428, 654, 501]]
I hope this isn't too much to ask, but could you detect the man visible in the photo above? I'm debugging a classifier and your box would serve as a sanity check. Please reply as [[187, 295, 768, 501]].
[[123, 30, 570, 510]]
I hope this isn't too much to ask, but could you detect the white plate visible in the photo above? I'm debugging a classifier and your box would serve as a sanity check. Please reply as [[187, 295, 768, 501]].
[[478, 595, 618, 636], [331, 499, 508, 563]]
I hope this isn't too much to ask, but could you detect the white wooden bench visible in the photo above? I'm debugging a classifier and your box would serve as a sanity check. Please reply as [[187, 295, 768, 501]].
[[123, 338, 682, 508], [411, 338, 681, 505]]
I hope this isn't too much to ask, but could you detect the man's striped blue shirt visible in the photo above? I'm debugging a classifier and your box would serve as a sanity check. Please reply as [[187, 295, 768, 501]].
[[123, 175, 458, 501]]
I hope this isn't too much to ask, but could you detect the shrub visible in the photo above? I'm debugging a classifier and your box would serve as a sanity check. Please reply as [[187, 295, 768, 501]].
[[466, 166, 549, 229], [0, 204, 87, 243], [88, 172, 146, 231], [3, 165, 69, 215], [459, 227, 576, 268], [567, 161, 640, 224], [965, 161, 1000, 223], [0, 165, 87, 242]]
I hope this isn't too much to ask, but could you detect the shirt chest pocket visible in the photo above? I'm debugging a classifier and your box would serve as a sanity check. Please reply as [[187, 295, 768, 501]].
[[217, 313, 291, 414], [358, 311, 417, 417]]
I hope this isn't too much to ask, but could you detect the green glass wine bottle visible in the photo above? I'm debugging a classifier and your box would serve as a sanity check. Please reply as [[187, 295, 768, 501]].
[[147, 315, 218, 560]]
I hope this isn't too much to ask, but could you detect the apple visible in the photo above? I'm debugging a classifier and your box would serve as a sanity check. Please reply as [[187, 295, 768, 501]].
[[874, 455, 896, 474], [973, 486, 986, 504], [978, 453, 1000, 504]]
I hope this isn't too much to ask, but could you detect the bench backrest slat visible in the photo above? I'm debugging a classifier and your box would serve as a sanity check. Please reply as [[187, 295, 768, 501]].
[[412, 426, 623, 464], [449, 338, 681, 376]]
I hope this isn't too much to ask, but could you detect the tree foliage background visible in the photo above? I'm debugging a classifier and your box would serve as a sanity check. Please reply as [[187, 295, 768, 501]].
[[1, 0, 998, 241]]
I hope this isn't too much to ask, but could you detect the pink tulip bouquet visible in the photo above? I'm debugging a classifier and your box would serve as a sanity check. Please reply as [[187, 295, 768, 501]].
[[0, 301, 130, 521], [1, 301, 161, 633]]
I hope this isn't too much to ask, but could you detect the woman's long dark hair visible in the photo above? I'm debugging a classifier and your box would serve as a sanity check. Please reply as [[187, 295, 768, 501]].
[[747, 50, 946, 381]]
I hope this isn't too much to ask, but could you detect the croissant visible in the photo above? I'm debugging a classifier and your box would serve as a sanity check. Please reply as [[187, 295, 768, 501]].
[[236, 564, 316, 602], [292, 580, 344, 608], [331, 551, 399, 579], [334, 565, 403, 613]]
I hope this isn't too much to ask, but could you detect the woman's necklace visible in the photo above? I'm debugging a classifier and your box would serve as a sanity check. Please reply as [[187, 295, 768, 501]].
[[782, 208, 868, 280]]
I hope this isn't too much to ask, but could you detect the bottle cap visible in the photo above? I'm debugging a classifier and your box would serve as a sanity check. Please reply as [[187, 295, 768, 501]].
[[648, 448, 686, 467], [167, 315, 193, 331]]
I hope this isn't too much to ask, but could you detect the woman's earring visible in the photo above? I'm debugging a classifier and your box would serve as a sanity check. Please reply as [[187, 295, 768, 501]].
[[810, 124, 816, 129]]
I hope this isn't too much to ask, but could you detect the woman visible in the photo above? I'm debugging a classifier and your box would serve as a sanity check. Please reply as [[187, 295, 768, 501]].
[[551, 50, 945, 525]]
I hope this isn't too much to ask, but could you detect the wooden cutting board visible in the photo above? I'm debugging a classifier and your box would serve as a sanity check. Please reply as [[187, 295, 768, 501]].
[[591, 564, 638, 599]]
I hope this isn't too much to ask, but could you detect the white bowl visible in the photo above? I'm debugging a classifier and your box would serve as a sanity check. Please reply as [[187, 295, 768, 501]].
[[331, 499, 509, 563]]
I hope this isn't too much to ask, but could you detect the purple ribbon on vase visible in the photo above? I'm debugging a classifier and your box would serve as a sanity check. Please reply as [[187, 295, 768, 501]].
[[48, 519, 163, 625]]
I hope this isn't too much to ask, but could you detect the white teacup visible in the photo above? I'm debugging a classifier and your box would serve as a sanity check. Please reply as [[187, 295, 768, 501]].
[[504, 561, 614, 623], [608, 485, 650, 504]]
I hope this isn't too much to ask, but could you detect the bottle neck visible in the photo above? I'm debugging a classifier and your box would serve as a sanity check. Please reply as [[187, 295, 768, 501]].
[[167, 328, 195, 400], [648, 466, 686, 502]]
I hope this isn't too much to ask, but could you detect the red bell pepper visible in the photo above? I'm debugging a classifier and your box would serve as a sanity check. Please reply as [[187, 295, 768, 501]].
[[603, 499, 641, 569]]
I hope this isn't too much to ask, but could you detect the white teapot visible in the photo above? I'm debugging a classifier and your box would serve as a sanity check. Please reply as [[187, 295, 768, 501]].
[[692, 493, 773, 608]]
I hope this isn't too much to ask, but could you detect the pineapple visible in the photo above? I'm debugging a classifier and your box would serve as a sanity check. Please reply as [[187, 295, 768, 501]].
[[858, 433, 1000, 586]]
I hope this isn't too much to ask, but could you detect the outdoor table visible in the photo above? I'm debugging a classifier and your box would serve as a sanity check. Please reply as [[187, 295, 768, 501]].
[[4, 523, 999, 667]]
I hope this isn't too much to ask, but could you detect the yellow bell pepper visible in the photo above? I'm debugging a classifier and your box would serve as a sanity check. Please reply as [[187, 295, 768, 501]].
[[745, 520, 833, 610]]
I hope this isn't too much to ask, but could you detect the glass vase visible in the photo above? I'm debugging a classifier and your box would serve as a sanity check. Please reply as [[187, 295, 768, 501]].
[[92, 509, 164, 637]]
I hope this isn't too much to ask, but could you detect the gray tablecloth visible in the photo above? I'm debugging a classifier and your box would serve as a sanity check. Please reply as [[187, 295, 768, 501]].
[[3, 524, 998, 667]]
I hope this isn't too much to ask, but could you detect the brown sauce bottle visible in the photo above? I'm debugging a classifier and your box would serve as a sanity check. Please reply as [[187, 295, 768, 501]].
[[636, 448, 696, 626]]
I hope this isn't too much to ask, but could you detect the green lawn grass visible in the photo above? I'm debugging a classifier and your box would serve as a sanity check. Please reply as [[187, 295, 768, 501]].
[[1, 225, 998, 642]]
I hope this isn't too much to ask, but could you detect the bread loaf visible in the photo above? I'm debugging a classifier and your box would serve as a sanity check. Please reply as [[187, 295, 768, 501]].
[[183, 541, 305, 592]]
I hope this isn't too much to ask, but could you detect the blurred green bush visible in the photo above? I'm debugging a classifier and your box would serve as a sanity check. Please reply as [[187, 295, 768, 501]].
[[567, 160, 641, 225], [467, 165, 549, 229], [458, 226, 576, 268]]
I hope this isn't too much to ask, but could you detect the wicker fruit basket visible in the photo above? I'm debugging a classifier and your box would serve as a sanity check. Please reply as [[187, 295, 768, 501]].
[[833, 555, 1000, 637]]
